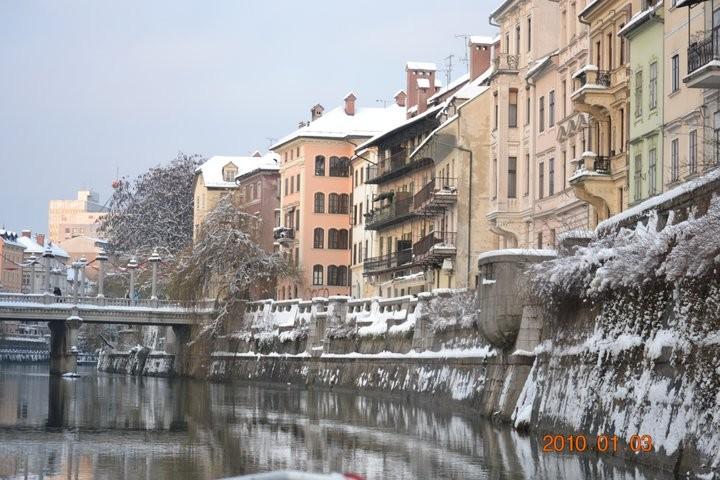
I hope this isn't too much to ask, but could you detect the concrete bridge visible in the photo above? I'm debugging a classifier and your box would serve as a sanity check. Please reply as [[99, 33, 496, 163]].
[[0, 293, 216, 375]]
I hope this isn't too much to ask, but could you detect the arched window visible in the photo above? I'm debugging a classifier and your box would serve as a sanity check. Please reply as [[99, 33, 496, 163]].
[[313, 228, 324, 249], [337, 229, 349, 249], [312, 265, 323, 285], [327, 265, 338, 286], [315, 156, 325, 176], [329, 156, 350, 177], [339, 194, 349, 214], [314, 192, 325, 213], [328, 229, 339, 249], [337, 266, 347, 286], [328, 193, 339, 213]]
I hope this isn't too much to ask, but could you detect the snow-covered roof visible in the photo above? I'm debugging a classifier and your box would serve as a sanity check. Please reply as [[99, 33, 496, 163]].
[[0, 230, 24, 249], [355, 103, 445, 152], [477, 248, 557, 264], [526, 51, 558, 80], [16, 236, 69, 258], [196, 153, 280, 188], [271, 104, 406, 150], [429, 72, 470, 104], [578, 0, 604, 19], [406, 61, 437, 71], [617, 1, 662, 37], [470, 35, 496, 45]]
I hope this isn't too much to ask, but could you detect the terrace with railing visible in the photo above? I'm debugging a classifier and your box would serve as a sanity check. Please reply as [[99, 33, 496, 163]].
[[365, 195, 415, 231], [413, 177, 458, 214], [363, 248, 414, 275], [413, 231, 457, 266], [493, 53, 519, 72], [686, 30, 720, 89]]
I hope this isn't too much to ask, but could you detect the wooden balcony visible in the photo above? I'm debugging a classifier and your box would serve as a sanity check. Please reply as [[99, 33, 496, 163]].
[[365, 195, 415, 231], [413, 231, 457, 267], [363, 249, 414, 275], [413, 177, 457, 214]]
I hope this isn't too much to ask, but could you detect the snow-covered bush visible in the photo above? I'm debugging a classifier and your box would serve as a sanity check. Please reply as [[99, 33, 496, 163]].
[[428, 290, 478, 333], [530, 194, 720, 301]]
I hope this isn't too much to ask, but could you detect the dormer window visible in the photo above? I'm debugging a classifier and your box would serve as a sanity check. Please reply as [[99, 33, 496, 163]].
[[222, 163, 238, 182]]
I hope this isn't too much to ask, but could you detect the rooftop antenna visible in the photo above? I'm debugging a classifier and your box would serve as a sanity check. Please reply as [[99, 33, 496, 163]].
[[455, 34, 472, 67], [266, 137, 278, 146], [442, 54, 455, 86], [375, 99, 390, 107]]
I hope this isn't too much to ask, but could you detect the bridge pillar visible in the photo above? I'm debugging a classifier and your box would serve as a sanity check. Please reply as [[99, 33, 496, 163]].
[[167, 325, 191, 376], [48, 314, 82, 375]]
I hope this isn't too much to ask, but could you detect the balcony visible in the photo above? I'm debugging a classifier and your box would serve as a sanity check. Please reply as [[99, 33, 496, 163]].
[[413, 177, 457, 214], [363, 248, 414, 275], [686, 31, 720, 89], [273, 227, 295, 245], [571, 65, 624, 118], [366, 150, 433, 185], [569, 151, 622, 225], [570, 153, 611, 178], [365, 194, 415, 231], [413, 231, 457, 267], [493, 53, 519, 72]]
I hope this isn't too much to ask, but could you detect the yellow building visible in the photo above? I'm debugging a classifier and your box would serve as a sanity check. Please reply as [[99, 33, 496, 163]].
[[48, 190, 106, 245]]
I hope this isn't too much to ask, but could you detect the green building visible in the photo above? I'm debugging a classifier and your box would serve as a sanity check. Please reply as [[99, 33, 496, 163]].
[[620, 3, 664, 205]]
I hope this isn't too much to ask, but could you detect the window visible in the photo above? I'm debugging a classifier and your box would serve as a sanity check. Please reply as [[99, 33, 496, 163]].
[[314, 192, 325, 213], [295, 210, 300, 231], [607, 32, 613, 70], [526, 94, 531, 125], [315, 156, 325, 176], [635, 71, 643, 118], [329, 193, 338, 213], [539, 96, 545, 132], [296, 174, 301, 192], [527, 17, 532, 51], [515, 24, 521, 55], [290, 176, 294, 193], [619, 24, 625, 65], [505, 33, 510, 53], [312, 265, 323, 285], [548, 90, 555, 127], [671, 55, 680, 93], [649, 62, 657, 110], [507, 157, 517, 198], [328, 193, 349, 214], [538, 161, 545, 198], [537, 232, 543, 249], [339, 194, 349, 214], [561, 80, 567, 119], [353, 204, 358, 225], [222, 164, 237, 182], [329, 156, 350, 177], [492, 158, 498, 198], [649, 145, 658, 195], [353, 243, 357, 264], [548, 158, 555, 196], [525, 154, 530, 195], [634, 154, 642, 201], [689, 130, 698, 174], [328, 229, 349, 249], [670, 139, 679, 183], [327, 266, 348, 287], [508, 89, 518, 128], [493, 93, 499, 130], [313, 228, 324, 249], [284, 178, 288, 196]]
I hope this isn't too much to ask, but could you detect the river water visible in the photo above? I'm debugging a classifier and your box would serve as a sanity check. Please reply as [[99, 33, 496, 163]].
[[0, 364, 671, 480]]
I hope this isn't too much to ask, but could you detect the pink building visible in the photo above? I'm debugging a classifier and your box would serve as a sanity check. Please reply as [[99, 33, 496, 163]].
[[271, 94, 405, 300]]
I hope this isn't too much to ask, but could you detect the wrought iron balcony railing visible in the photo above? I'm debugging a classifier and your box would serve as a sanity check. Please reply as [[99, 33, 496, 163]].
[[413, 231, 457, 260], [273, 227, 295, 242], [365, 195, 414, 230], [574, 155, 610, 175], [413, 177, 457, 211], [574, 68, 612, 92], [688, 30, 720, 75]]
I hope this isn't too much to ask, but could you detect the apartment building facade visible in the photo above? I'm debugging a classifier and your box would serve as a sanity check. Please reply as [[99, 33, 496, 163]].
[[0, 230, 25, 293], [48, 190, 106, 245], [272, 96, 405, 300]]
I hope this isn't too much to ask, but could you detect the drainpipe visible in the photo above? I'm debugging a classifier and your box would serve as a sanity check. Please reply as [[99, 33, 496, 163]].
[[453, 114, 473, 282]]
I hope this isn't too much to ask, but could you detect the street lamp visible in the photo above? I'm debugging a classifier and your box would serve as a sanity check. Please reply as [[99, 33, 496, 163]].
[[71, 260, 82, 299], [96, 249, 108, 298], [127, 255, 139, 302], [148, 248, 161, 301], [78, 256, 87, 298]]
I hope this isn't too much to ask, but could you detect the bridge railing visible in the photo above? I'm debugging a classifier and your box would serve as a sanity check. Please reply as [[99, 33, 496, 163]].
[[0, 293, 215, 312]]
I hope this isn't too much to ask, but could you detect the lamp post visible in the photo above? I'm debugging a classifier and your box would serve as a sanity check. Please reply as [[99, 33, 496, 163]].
[[42, 245, 54, 294], [148, 248, 161, 301], [96, 249, 108, 298], [127, 255, 138, 302], [78, 256, 87, 298], [28, 254, 37, 294], [71, 260, 81, 299]]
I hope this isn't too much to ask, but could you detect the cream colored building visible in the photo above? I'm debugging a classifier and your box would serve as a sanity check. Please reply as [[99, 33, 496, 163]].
[[192, 153, 279, 241], [350, 145, 380, 298], [48, 190, 106, 245]]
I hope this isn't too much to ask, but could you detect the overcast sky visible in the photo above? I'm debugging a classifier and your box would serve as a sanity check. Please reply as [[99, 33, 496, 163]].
[[0, 0, 496, 236]]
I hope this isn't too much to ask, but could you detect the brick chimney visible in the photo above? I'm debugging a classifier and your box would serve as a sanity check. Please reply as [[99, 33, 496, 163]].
[[21, 230, 31, 238], [35, 233, 45, 247], [311, 104, 324, 121], [344, 92, 357, 116], [416, 78, 430, 114], [394, 90, 407, 107], [469, 36, 493, 80], [405, 62, 437, 111]]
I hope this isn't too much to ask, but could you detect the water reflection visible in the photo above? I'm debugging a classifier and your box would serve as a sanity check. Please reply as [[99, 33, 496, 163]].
[[0, 364, 670, 480]]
